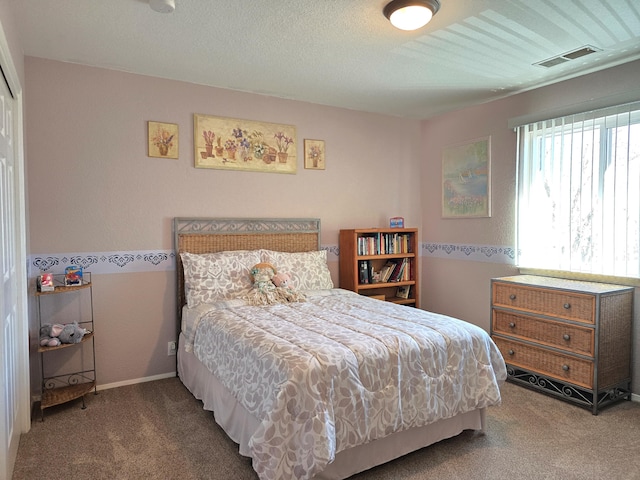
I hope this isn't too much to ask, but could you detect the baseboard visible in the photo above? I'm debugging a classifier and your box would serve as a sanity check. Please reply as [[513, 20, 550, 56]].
[[96, 371, 177, 391], [632, 392, 640, 403]]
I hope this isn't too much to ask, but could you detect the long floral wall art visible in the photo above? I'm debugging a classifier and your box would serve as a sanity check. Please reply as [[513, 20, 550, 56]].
[[442, 136, 491, 218], [194, 113, 297, 174]]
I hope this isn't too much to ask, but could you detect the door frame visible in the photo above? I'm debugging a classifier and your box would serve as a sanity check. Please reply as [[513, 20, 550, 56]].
[[0, 13, 30, 480]]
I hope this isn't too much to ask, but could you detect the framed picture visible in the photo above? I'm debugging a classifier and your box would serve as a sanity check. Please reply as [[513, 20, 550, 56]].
[[396, 285, 410, 299], [148, 121, 178, 159], [442, 136, 491, 218], [194, 114, 297, 174], [390, 217, 404, 228], [304, 139, 325, 170]]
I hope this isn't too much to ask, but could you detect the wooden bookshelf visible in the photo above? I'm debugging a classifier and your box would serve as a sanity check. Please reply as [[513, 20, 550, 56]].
[[339, 228, 419, 307]]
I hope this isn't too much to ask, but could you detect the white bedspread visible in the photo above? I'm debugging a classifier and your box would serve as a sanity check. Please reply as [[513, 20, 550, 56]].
[[190, 289, 506, 480]]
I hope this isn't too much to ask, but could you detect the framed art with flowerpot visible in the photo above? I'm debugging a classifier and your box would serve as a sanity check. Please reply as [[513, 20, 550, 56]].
[[148, 121, 179, 159], [194, 113, 297, 174], [304, 139, 325, 170], [442, 136, 491, 218]]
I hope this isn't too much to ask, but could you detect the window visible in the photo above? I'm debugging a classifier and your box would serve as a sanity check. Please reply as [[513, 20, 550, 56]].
[[516, 102, 640, 279]]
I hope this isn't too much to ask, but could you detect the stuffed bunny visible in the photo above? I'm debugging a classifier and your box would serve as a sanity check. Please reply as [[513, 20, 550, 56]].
[[40, 322, 87, 347], [40, 323, 64, 347]]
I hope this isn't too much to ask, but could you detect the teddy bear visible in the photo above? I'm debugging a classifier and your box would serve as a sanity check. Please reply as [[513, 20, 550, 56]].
[[40, 322, 87, 347], [272, 271, 305, 303], [271, 272, 293, 289]]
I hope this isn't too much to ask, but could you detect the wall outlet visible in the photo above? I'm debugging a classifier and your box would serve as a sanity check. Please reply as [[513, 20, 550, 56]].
[[167, 341, 177, 356]]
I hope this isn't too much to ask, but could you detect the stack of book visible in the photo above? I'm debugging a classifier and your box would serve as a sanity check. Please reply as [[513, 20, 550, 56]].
[[359, 258, 411, 286], [359, 260, 371, 284], [378, 258, 410, 283], [357, 233, 412, 256]]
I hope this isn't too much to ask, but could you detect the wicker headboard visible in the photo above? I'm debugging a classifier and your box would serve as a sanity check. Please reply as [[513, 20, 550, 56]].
[[173, 217, 321, 316]]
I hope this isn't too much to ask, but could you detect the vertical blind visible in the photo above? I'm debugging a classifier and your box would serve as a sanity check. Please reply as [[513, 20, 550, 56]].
[[516, 101, 640, 279]]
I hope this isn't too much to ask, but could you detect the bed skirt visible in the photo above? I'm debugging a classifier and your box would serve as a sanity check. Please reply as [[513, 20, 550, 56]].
[[178, 333, 486, 480]]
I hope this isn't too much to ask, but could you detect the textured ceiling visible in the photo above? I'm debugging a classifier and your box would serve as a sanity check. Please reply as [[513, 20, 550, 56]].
[[10, 0, 640, 119]]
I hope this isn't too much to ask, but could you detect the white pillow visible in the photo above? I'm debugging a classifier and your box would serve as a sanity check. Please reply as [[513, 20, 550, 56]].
[[181, 250, 261, 307], [261, 249, 333, 291]]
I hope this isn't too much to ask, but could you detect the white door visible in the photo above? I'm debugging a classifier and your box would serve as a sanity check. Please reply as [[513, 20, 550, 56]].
[[0, 66, 28, 479]]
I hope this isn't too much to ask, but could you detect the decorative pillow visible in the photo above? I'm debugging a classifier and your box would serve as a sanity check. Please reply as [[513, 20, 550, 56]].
[[181, 250, 262, 307], [261, 249, 334, 291]]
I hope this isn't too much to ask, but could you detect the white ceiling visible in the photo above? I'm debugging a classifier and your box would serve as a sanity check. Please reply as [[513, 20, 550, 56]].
[[10, 0, 640, 119]]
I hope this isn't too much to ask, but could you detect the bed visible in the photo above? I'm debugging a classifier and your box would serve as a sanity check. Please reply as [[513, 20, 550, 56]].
[[174, 217, 506, 480]]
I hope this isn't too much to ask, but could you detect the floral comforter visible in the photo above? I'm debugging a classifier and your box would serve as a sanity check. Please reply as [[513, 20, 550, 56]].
[[191, 289, 506, 480]]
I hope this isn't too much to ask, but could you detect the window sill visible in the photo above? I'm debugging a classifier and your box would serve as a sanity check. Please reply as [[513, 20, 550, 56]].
[[518, 267, 640, 288]]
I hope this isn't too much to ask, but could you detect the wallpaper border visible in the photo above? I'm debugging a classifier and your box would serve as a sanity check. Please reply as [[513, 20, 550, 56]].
[[28, 242, 513, 275], [29, 246, 339, 275], [422, 241, 516, 264], [30, 250, 177, 275]]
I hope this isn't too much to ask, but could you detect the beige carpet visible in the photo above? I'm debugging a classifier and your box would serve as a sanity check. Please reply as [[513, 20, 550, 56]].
[[12, 378, 640, 480]]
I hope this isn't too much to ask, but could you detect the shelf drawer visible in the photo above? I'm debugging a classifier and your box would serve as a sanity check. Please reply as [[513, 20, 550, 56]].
[[492, 310, 594, 356], [493, 282, 595, 324], [493, 337, 593, 389]]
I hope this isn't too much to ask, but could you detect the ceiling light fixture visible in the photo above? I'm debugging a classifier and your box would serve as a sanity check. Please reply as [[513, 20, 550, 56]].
[[149, 0, 175, 14], [383, 0, 440, 31]]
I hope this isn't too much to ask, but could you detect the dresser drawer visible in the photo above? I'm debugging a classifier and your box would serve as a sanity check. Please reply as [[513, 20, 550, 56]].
[[493, 337, 593, 389], [493, 282, 595, 324], [492, 310, 594, 356]]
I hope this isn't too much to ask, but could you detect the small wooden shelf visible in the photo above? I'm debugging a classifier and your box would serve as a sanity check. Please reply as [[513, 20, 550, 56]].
[[356, 280, 414, 290], [392, 297, 416, 306], [339, 228, 419, 307], [357, 253, 416, 260]]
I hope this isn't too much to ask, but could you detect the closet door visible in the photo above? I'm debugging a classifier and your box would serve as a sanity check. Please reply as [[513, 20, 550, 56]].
[[0, 69, 22, 479]]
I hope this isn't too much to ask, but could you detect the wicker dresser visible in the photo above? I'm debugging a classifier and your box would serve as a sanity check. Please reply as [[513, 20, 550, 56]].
[[490, 275, 634, 414]]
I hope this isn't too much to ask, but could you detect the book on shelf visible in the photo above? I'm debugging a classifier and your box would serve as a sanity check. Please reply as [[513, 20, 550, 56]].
[[356, 232, 412, 256], [379, 261, 397, 283], [359, 260, 373, 284], [398, 258, 409, 281], [359, 235, 382, 256], [388, 258, 407, 282], [387, 233, 410, 254]]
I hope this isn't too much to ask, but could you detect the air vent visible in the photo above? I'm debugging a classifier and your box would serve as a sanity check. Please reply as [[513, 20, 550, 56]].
[[535, 45, 601, 68]]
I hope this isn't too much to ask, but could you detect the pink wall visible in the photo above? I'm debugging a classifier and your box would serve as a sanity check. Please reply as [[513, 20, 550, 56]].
[[24, 55, 640, 394], [0, 0, 24, 86], [420, 59, 640, 393], [25, 58, 423, 251], [25, 57, 423, 387]]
